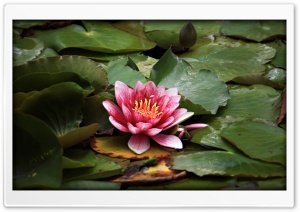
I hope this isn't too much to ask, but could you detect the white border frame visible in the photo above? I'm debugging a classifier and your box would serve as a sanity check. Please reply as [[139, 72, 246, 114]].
[[3, 3, 294, 207]]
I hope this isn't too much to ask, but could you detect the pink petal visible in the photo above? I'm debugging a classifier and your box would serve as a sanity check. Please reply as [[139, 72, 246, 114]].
[[165, 87, 178, 96], [144, 128, 162, 136], [136, 122, 152, 131], [115, 81, 133, 107], [128, 134, 150, 154], [155, 116, 175, 129], [145, 81, 157, 98], [177, 131, 184, 139], [127, 122, 141, 134], [151, 134, 183, 149], [103, 100, 126, 124], [109, 116, 129, 132], [164, 111, 194, 130], [121, 103, 134, 123], [185, 123, 208, 130]]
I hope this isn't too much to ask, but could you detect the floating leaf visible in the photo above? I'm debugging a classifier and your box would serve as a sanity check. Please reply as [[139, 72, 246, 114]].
[[81, 93, 114, 133], [144, 20, 221, 49], [112, 160, 186, 186], [221, 121, 286, 165], [31, 21, 156, 53], [13, 20, 50, 28], [232, 65, 286, 89], [128, 176, 236, 190], [90, 135, 171, 160], [14, 55, 108, 93], [180, 37, 276, 82], [105, 57, 147, 88], [172, 151, 286, 178], [13, 38, 44, 66], [35, 48, 58, 59], [59, 180, 121, 190], [271, 43, 286, 69], [218, 84, 282, 123], [13, 112, 63, 189], [150, 49, 230, 114], [113, 20, 150, 41], [63, 156, 122, 182], [63, 149, 97, 169], [16, 82, 84, 138], [58, 123, 98, 148], [220, 20, 286, 42], [13, 72, 94, 96], [13, 91, 38, 109]]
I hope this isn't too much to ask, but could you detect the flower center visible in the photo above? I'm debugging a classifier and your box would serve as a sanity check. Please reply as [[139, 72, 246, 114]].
[[132, 98, 162, 119]]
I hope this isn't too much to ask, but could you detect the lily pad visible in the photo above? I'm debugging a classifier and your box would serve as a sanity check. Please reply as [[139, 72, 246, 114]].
[[13, 91, 38, 109], [172, 151, 286, 178], [232, 65, 286, 89], [16, 82, 84, 138], [180, 37, 276, 82], [14, 55, 108, 93], [112, 160, 186, 186], [218, 84, 282, 123], [35, 48, 58, 60], [150, 49, 230, 114], [220, 20, 286, 42], [90, 135, 171, 160], [13, 112, 63, 189], [144, 20, 221, 49], [13, 72, 94, 96], [13, 20, 50, 28], [105, 57, 147, 88], [81, 93, 114, 133], [221, 121, 286, 165], [63, 149, 97, 169], [63, 156, 122, 182], [128, 176, 236, 190], [58, 123, 99, 148], [59, 180, 121, 190], [13, 37, 44, 66], [31, 21, 156, 53]]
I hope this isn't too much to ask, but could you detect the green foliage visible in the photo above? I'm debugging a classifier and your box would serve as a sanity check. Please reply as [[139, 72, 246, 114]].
[[13, 20, 286, 190]]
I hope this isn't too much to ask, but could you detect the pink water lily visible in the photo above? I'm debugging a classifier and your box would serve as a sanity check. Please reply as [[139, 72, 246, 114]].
[[102, 80, 195, 154]]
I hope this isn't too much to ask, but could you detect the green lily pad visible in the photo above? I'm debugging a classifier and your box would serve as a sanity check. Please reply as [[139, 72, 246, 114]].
[[13, 37, 44, 66], [150, 49, 230, 114], [113, 20, 150, 41], [16, 82, 84, 138], [31, 21, 156, 53], [13, 91, 38, 109], [218, 84, 282, 123], [172, 151, 285, 178], [221, 121, 286, 165], [59, 180, 121, 190], [13, 20, 50, 28], [144, 20, 221, 49], [220, 20, 286, 42], [13, 112, 63, 189], [271, 45, 286, 69], [35, 48, 58, 60], [13, 72, 94, 96], [232, 65, 286, 89], [81, 93, 114, 133], [105, 57, 147, 88], [237, 177, 286, 190], [63, 149, 98, 169], [129, 176, 236, 190], [136, 57, 158, 78], [13, 55, 108, 93], [58, 123, 98, 148], [63, 156, 122, 182], [180, 37, 276, 82]]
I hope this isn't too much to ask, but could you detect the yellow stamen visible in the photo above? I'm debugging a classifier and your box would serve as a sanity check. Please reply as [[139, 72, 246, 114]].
[[132, 98, 162, 119]]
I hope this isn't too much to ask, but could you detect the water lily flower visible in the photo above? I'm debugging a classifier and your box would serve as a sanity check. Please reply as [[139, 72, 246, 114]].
[[102, 80, 195, 154]]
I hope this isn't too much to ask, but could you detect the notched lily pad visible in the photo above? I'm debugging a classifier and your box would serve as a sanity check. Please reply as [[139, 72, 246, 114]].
[[90, 135, 171, 160]]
